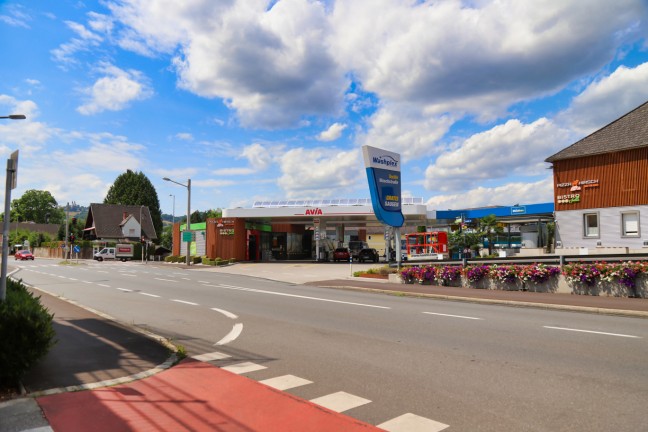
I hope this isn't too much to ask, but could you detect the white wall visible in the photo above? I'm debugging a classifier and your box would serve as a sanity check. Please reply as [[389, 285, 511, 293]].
[[555, 205, 648, 250]]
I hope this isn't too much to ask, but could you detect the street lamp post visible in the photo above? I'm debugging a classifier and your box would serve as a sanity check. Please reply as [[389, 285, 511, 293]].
[[163, 177, 191, 266], [0, 114, 26, 302], [170, 194, 175, 224]]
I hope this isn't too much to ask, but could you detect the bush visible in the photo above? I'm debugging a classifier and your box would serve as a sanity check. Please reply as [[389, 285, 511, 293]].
[[0, 279, 56, 386], [192, 256, 202, 264]]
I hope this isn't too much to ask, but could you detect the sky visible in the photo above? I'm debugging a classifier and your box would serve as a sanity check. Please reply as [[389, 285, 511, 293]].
[[1, 0, 648, 217]]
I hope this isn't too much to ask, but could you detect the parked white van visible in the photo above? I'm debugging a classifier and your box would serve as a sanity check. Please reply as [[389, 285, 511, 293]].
[[94, 244, 134, 262]]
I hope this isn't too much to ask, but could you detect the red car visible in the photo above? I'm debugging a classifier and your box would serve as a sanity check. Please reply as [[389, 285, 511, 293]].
[[332, 247, 351, 262], [15, 250, 35, 260]]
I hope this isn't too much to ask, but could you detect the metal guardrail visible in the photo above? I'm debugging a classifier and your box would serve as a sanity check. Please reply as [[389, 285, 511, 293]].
[[391, 253, 648, 267]]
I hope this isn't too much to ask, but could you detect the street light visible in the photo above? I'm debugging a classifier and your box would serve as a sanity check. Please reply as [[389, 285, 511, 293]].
[[163, 177, 191, 266], [170, 194, 175, 224], [0, 114, 25, 302]]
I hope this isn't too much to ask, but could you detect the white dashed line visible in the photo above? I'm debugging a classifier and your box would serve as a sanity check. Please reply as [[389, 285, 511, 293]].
[[171, 299, 199, 306], [218, 284, 390, 309], [155, 278, 176, 282], [543, 326, 641, 338], [423, 312, 482, 320], [117, 288, 132, 292], [97, 284, 110, 287], [140, 292, 160, 298]]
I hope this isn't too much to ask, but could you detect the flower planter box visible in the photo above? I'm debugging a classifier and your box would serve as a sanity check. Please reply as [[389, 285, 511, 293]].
[[463, 277, 491, 289], [524, 278, 559, 293], [635, 274, 648, 298], [567, 281, 600, 296], [597, 280, 633, 297], [492, 279, 525, 291]]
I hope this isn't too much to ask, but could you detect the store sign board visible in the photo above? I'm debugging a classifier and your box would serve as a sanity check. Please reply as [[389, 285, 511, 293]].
[[362, 145, 404, 227]]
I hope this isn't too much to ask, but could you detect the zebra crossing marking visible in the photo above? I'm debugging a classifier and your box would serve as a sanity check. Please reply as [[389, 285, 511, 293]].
[[378, 413, 449, 432], [310, 391, 371, 413], [222, 362, 267, 375], [260, 375, 312, 391]]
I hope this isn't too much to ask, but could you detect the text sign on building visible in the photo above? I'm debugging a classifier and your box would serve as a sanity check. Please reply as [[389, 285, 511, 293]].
[[362, 145, 404, 227], [511, 206, 526, 215]]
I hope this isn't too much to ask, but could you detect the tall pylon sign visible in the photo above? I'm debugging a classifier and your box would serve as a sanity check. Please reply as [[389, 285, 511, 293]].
[[362, 145, 404, 227]]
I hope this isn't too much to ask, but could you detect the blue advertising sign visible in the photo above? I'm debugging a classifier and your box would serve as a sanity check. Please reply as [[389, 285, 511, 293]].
[[362, 145, 404, 227], [511, 206, 527, 215]]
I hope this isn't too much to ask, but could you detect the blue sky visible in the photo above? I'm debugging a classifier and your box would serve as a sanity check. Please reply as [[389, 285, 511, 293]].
[[1, 0, 648, 216]]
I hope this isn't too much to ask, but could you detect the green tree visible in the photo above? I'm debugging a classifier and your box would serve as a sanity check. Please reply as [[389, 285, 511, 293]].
[[9, 190, 64, 224], [104, 170, 163, 240], [478, 214, 503, 255], [159, 225, 173, 250], [448, 230, 481, 256]]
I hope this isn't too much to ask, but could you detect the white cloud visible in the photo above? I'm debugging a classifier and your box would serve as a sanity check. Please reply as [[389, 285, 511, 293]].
[[213, 167, 256, 176], [557, 62, 648, 135], [241, 142, 275, 170], [109, 0, 347, 128], [0, 5, 31, 28], [424, 118, 570, 192], [277, 147, 362, 199], [317, 123, 347, 142], [358, 103, 455, 159], [426, 177, 554, 210], [174, 133, 194, 141], [331, 0, 648, 118], [77, 64, 153, 115]]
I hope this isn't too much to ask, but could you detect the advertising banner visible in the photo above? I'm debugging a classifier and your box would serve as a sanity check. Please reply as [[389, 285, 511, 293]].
[[362, 145, 404, 227]]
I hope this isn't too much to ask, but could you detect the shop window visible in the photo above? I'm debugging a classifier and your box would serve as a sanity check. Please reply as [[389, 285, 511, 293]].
[[583, 213, 599, 238], [621, 212, 640, 237]]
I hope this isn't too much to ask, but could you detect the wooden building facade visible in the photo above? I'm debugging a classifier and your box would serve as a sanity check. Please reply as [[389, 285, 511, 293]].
[[546, 101, 648, 251]]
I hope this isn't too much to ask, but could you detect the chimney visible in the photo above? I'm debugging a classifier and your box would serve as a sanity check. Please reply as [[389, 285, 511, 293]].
[[123, 212, 128, 221]]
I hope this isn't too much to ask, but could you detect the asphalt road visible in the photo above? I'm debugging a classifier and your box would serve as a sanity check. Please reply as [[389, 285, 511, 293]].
[[12, 259, 648, 431]]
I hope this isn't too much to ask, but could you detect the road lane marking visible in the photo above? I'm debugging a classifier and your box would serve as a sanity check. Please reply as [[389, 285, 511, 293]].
[[219, 284, 390, 309], [260, 375, 312, 391], [543, 326, 641, 338], [117, 288, 132, 292], [215, 323, 243, 345], [310, 391, 371, 413], [120, 274, 136, 277], [155, 278, 176, 282], [198, 280, 210, 284], [211, 308, 238, 319], [222, 362, 266, 374], [423, 312, 482, 320], [181, 277, 191, 281], [171, 299, 199, 306], [378, 413, 450, 432], [140, 292, 160, 298], [68, 278, 77, 281], [192, 351, 231, 362], [97, 284, 110, 287]]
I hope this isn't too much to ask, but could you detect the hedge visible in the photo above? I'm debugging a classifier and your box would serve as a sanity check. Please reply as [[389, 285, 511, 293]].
[[0, 279, 56, 385]]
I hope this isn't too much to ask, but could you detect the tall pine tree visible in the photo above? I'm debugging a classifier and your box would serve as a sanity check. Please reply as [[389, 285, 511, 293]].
[[104, 170, 163, 240]]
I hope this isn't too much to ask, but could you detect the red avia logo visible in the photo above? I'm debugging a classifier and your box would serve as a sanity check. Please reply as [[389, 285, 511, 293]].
[[305, 208, 323, 215]]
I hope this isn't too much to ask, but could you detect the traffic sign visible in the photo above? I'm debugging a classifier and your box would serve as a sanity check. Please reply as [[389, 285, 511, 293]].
[[73, 245, 80, 253]]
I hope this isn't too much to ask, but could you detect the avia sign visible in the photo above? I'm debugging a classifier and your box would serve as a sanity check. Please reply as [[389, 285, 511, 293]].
[[362, 145, 404, 227], [305, 208, 323, 215]]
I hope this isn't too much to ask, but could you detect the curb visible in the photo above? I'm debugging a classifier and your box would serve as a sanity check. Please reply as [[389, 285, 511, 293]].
[[316, 283, 648, 319], [10, 269, 180, 398]]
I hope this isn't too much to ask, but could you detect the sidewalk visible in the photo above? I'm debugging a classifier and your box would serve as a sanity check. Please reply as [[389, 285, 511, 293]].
[[1, 261, 646, 432]]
